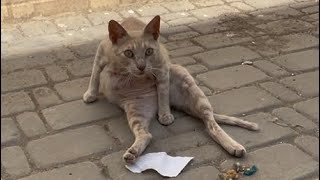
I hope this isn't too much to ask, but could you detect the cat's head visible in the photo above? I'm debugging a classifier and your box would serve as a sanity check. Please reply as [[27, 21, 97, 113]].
[[108, 15, 162, 76]]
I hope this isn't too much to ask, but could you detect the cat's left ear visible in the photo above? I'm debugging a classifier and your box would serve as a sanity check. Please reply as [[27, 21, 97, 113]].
[[144, 15, 160, 40]]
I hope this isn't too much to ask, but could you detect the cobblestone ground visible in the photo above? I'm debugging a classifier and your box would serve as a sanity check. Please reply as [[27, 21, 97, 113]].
[[1, 0, 319, 179]]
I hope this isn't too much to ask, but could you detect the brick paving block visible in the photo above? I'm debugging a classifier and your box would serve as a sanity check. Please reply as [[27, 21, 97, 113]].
[[249, 6, 303, 22], [164, 40, 194, 50], [190, 0, 224, 7], [101, 151, 161, 180], [230, 2, 255, 11], [171, 57, 196, 66], [168, 31, 200, 41], [174, 166, 219, 180], [1, 27, 24, 43], [26, 125, 114, 167], [54, 77, 90, 101], [294, 97, 319, 122], [190, 6, 239, 20], [167, 17, 198, 26], [120, 9, 140, 18], [209, 86, 282, 115], [1, 92, 35, 116], [71, 41, 99, 58], [87, 11, 122, 26], [260, 81, 301, 102], [189, 18, 229, 34], [198, 65, 269, 91], [150, 131, 211, 152], [33, 87, 62, 108], [1, 118, 20, 145], [42, 99, 121, 130], [54, 15, 91, 31], [302, 6, 319, 14], [67, 58, 93, 77], [278, 33, 319, 52], [16, 112, 46, 137], [256, 19, 313, 35], [295, 135, 319, 160], [1, 70, 47, 92], [289, 1, 318, 9], [168, 116, 204, 134], [20, 21, 58, 37], [193, 46, 260, 69], [161, 12, 191, 21], [185, 64, 208, 75], [271, 49, 319, 71], [136, 4, 169, 16], [178, 145, 224, 165], [161, 25, 191, 36], [220, 143, 318, 179], [244, 0, 295, 9], [162, 1, 195, 12], [253, 60, 289, 77], [193, 32, 253, 49], [61, 25, 106, 44], [280, 71, 319, 97], [170, 46, 204, 58], [45, 65, 69, 82], [222, 113, 295, 148], [199, 85, 212, 96], [52, 47, 76, 61], [272, 107, 317, 130], [19, 162, 105, 180], [1, 146, 30, 177]]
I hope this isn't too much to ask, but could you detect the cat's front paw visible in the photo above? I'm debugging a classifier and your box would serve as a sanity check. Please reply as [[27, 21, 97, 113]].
[[158, 113, 174, 126], [123, 148, 138, 164], [83, 90, 97, 103]]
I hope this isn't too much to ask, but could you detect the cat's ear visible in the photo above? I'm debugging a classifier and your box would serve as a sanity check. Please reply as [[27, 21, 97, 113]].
[[108, 20, 129, 44], [144, 15, 160, 40]]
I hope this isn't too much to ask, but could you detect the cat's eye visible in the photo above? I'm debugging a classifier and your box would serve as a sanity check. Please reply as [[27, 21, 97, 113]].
[[124, 50, 134, 58], [145, 48, 154, 56]]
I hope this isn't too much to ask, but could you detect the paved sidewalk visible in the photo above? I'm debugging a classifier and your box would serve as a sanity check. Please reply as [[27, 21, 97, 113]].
[[1, 0, 319, 179]]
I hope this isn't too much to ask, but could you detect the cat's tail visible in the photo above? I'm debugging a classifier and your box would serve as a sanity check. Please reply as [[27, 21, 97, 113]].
[[212, 113, 260, 131]]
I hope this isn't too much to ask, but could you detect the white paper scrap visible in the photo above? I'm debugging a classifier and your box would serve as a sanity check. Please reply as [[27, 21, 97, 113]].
[[125, 152, 193, 177]]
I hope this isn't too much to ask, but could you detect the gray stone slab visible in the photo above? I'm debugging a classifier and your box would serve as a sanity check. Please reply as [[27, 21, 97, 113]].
[[1, 92, 35, 116], [1, 146, 30, 177], [1, 118, 20, 145], [294, 97, 319, 122]]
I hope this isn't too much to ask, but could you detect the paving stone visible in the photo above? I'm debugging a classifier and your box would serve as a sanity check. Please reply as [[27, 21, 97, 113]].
[[280, 71, 319, 97], [272, 107, 317, 130], [120, 9, 140, 18], [70, 42, 99, 58], [45, 65, 69, 82], [302, 6, 319, 14], [230, 2, 255, 11], [198, 65, 269, 91], [161, 25, 191, 36], [295, 135, 319, 160], [52, 47, 76, 61], [257, 19, 313, 35], [272, 49, 319, 71], [189, 18, 230, 34], [193, 32, 253, 49], [190, 6, 239, 20], [67, 58, 93, 77], [136, 4, 169, 16], [168, 31, 200, 41], [16, 112, 46, 137], [164, 40, 194, 50], [170, 46, 204, 58], [42, 97, 121, 128], [1, 70, 47, 92], [1, 92, 35, 116], [167, 17, 198, 26], [26, 125, 114, 167], [199, 85, 212, 96], [1, 146, 30, 177], [1, 118, 20, 145], [278, 33, 319, 52], [253, 60, 289, 77], [54, 77, 90, 101], [190, 0, 224, 7], [87, 11, 122, 26], [162, 1, 195, 12], [185, 64, 208, 74], [244, 0, 295, 9], [193, 46, 260, 69], [33, 87, 62, 109], [209, 86, 282, 115], [19, 162, 105, 180], [150, 131, 211, 152], [20, 21, 58, 37], [161, 12, 190, 21], [174, 166, 220, 180], [260, 81, 301, 102], [168, 116, 204, 134], [249, 6, 303, 22], [294, 97, 319, 122], [1, 27, 24, 43], [220, 144, 318, 179], [61, 25, 106, 44], [289, 1, 318, 9], [55, 15, 91, 31], [101, 151, 161, 180], [171, 57, 196, 66]]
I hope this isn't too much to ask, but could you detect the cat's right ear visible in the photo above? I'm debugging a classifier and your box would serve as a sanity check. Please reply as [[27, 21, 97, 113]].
[[108, 20, 128, 44]]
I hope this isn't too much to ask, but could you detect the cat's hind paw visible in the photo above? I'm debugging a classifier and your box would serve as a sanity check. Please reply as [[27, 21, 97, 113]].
[[158, 113, 174, 126]]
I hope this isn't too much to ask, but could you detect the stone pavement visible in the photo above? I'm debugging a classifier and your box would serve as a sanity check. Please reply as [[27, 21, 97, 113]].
[[1, 0, 319, 179]]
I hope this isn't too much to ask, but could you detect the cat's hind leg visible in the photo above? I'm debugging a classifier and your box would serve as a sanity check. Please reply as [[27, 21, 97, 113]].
[[213, 113, 260, 131]]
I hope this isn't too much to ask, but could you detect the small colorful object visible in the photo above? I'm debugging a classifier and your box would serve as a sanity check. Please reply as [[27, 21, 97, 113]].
[[243, 165, 258, 176], [218, 162, 258, 179]]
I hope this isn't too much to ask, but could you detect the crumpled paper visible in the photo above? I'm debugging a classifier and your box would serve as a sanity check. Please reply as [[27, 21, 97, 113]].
[[125, 152, 193, 177]]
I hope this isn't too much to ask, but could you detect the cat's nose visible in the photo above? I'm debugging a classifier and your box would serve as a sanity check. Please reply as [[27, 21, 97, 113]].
[[137, 64, 146, 71]]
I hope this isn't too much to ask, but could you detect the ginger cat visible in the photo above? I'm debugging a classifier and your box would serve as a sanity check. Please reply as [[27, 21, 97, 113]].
[[83, 15, 259, 163]]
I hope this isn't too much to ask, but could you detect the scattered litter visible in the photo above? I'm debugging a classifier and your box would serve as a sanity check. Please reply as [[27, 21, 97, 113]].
[[241, 61, 253, 65], [180, 12, 187, 16], [203, 14, 208, 17], [128, 10, 135, 14], [226, 33, 236, 37], [257, 14, 264, 18], [218, 162, 258, 180], [291, 73, 295, 76]]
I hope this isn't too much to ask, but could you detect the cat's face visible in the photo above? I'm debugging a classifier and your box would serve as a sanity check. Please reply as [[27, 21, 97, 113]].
[[108, 16, 161, 76]]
